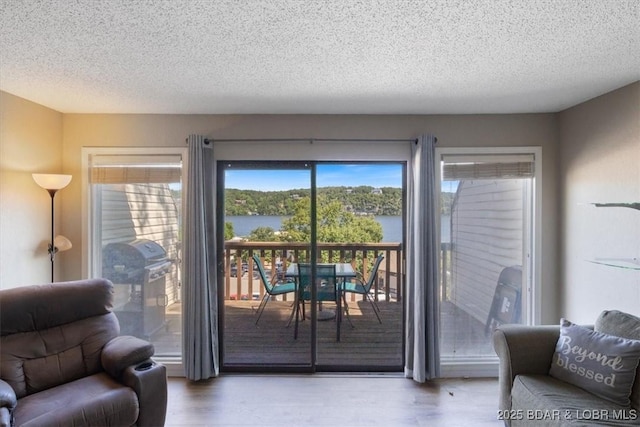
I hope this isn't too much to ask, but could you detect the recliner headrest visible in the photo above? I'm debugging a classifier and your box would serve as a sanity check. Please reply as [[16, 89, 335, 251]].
[[0, 279, 114, 336]]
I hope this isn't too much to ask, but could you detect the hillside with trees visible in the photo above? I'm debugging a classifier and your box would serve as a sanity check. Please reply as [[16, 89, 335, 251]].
[[225, 186, 455, 216], [225, 186, 402, 216]]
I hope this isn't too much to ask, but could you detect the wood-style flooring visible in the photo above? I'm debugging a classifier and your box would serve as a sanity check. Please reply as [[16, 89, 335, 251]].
[[165, 374, 502, 427]]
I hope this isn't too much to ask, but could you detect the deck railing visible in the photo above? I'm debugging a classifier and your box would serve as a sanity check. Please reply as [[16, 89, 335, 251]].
[[223, 241, 404, 303]]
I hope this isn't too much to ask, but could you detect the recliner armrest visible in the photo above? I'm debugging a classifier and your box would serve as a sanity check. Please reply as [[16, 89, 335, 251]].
[[0, 379, 16, 427], [101, 335, 154, 379], [122, 360, 167, 427], [493, 325, 560, 413]]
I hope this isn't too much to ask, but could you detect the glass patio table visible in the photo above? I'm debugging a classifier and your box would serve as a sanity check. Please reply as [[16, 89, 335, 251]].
[[285, 263, 356, 341]]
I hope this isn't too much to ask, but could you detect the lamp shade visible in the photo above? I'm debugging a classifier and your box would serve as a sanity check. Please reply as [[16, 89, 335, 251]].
[[32, 174, 72, 190], [53, 235, 73, 252]]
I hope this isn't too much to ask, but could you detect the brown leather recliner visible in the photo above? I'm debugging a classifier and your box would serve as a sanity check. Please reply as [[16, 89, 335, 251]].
[[0, 279, 167, 427]]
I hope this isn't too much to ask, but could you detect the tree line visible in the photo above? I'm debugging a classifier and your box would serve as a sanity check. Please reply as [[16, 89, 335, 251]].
[[225, 186, 455, 217], [225, 186, 403, 216]]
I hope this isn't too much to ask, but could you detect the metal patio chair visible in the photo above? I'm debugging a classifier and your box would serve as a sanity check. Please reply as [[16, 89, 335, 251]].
[[253, 254, 297, 325], [341, 254, 384, 324]]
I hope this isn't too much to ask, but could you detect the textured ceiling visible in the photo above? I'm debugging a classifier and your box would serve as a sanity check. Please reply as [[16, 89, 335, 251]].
[[1, 0, 638, 114]]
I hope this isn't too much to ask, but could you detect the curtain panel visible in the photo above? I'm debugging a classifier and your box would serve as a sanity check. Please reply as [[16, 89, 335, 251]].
[[405, 134, 440, 382], [183, 135, 219, 380]]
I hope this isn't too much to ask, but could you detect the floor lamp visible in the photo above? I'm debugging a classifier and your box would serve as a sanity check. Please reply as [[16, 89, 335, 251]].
[[33, 173, 73, 282]]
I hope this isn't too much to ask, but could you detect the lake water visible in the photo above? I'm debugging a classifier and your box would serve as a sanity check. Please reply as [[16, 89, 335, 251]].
[[226, 215, 450, 242]]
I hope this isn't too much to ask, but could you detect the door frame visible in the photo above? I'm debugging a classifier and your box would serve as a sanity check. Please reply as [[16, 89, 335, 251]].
[[217, 159, 407, 372], [435, 146, 542, 378]]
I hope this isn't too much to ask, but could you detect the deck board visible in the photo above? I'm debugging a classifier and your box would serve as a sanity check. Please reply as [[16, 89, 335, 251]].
[[223, 299, 403, 367]]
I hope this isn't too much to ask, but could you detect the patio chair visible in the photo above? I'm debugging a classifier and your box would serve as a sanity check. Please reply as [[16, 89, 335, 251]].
[[253, 254, 297, 325], [341, 254, 384, 323], [484, 265, 522, 337]]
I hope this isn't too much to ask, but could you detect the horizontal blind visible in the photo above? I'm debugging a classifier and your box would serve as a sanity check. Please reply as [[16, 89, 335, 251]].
[[442, 154, 534, 180], [89, 154, 182, 184], [90, 166, 181, 184]]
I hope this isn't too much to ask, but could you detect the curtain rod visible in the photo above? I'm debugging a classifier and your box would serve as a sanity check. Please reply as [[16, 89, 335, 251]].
[[208, 138, 421, 144], [185, 137, 425, 144]]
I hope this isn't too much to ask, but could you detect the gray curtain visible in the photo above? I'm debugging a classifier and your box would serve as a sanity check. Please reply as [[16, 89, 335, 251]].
[[405, 133, 440, 382], [183, 134, 219, 380]]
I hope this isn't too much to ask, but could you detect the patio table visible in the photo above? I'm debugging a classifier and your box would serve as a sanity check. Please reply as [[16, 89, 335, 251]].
[[285, 263, 356, 341]]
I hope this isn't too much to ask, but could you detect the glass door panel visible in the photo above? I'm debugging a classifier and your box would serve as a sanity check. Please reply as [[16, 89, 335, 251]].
[[219, 161, 405, 371], [221, 163, 312, 367], [439, 153, 534, 362], [314, 163, 404, 370], [88, 152, 183, 358]]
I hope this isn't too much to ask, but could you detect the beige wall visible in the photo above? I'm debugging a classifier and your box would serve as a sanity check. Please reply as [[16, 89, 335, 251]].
[[0, 91, 64, 287], [559, 82, 640, 322], [61, 112, 560, 323]]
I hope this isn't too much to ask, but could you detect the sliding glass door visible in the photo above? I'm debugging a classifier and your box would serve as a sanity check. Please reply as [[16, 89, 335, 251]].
[[86, 149, 185, 359], [314, 163, 404, 369], [219, 161, 404, 371], [437, 149, 539, 373], [220, 162, 313, 368]]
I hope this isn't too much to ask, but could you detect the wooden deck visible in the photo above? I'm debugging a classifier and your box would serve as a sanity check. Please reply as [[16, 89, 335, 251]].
[[223, 299, 403, 368], [151, 298, 496, 369]]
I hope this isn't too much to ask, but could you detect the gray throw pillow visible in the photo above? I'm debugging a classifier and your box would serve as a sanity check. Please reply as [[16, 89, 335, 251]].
[[596, 310, 640, 410], [549, 318, 640, 407]]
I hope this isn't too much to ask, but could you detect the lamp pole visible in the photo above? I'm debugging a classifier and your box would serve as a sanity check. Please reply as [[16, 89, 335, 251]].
[[47, 188, 58, 282], [33, 174, 72, 283]]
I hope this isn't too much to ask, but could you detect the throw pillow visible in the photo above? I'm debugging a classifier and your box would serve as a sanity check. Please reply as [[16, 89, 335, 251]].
[[549, 318, 640, 407], [595, 310, 640, 410]]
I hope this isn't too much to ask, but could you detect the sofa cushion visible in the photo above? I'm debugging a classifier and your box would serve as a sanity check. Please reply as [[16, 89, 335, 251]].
[[549, 318, 640, 407], [13, 373, 138, 427], [512, 375, 639, 426], [596, 310, 640, 410]]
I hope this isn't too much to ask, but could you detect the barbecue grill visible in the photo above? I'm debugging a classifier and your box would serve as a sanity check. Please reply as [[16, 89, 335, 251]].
[[102, 239, 173, 338]]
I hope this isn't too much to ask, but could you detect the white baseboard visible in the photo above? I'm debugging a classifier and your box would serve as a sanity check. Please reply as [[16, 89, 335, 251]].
[[154, 356, 185, 377], [439, 358, 499, 378]]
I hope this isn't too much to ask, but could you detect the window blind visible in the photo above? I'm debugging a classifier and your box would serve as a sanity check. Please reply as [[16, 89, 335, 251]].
[[89, 154, 182, 184], [442, 154, 534, 180]]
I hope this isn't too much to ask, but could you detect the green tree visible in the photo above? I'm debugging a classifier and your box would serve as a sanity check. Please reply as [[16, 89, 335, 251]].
[[280, 197, 383, 243], [224, 222, 235, 240], [248, 226, 277, 241], [279, 197, 312, 242]]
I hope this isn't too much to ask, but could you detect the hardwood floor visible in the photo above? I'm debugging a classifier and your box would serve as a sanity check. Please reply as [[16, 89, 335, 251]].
[[165, 374, 502, 426]]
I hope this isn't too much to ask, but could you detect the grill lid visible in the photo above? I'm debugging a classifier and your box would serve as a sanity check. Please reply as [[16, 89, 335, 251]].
[[127, 239, 167, 262], [103, 239, 168, 270]]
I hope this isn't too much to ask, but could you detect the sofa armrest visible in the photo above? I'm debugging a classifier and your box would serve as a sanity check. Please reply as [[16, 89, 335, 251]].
[[122, 360, 167, 427], [0, 380, 16, 427], [101, 335, 154, 379], [493, 324, 560, 413]]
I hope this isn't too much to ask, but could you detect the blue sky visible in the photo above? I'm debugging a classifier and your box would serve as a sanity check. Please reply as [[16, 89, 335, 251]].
[[225, 164, 403, 191]]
